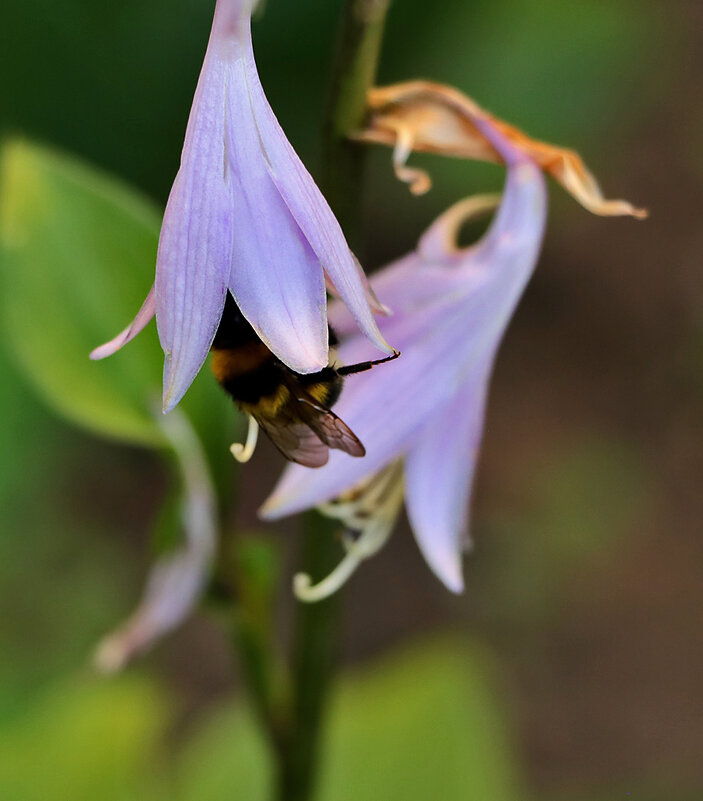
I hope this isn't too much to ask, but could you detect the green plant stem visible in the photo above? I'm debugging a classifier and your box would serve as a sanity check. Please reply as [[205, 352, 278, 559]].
[[275, 514, 342, 801], [220, 3, 391, 799], [273, 3, 392, 799], [322, 0, 392, 249]]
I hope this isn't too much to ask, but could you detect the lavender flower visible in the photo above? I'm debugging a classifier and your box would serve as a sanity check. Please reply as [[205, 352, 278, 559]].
[[92, 0, 391, 412], [261, 127, 548, 597]]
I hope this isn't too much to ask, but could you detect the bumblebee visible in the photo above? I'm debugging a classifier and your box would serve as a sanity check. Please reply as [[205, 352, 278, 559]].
[[211, 293, 398, 467]]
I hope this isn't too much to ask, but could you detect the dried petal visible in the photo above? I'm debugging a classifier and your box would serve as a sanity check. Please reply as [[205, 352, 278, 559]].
[[356, 81, 647, 218]]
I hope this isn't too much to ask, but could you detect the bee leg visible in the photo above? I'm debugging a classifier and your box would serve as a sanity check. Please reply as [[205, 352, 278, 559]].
[[336, 349, 400, 376]]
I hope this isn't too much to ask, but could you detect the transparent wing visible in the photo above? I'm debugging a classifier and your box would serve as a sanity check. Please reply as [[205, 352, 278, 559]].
[[296, 396, 366, 458], [255, 415, 331, 468]]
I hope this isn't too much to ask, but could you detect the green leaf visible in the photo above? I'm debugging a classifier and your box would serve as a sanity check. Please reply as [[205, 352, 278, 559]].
[[0, 139, 164, 447], [177, 704, 272, 801], [172, 637, 523, 801], [0, 676, 170, 801], [317, 638, 524, 801]]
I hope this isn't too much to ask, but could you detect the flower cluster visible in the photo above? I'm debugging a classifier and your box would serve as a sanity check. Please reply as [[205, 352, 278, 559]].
[[261, 82, 645, 597], [263, 136, 547, 595], [94, 0, 645, 608]]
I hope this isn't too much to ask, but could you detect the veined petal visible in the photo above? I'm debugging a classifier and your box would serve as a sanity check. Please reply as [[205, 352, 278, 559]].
[[224, 48, 327, 374], [238, 26, 394, 358], [261, 299, 476, 520], [404, 369, 489, 594], [156, 33, 233, 413], [90, 286, 155, 360], [356, 81, 647, 218]]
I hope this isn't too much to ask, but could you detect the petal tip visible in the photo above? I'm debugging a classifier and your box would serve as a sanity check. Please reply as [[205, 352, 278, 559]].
[[162, 388, 180, 415], [162, 357, 184, 414], [258, 495, 284, 520], [89, 344, 108, 361], [425, 547, 465, 594]]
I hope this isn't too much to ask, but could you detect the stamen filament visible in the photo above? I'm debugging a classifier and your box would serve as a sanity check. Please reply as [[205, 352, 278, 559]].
[[294, 548, 362, 602], [230, 415, 259, 463], [390, 121, 431, 195], [294, 462, 405, 603]]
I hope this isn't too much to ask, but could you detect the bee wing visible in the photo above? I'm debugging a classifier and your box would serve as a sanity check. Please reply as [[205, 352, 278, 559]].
[[295, 397, 366, 459], [255, 415, 331, 468]]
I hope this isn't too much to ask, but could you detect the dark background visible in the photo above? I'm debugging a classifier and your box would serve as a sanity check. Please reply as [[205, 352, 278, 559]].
[[1, 1, 701, 799]]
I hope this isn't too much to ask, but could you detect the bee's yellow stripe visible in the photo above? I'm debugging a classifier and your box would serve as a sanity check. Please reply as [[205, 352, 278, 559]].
[[240, 385, 291, 418], [210, 344, 269, 383], [305, 382, 333, 405]]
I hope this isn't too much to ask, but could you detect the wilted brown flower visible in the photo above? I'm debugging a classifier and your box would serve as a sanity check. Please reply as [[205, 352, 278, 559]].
[[355, 80, 647, 219]]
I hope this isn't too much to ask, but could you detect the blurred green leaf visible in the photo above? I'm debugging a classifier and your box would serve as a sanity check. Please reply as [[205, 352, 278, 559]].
[[0, 341, 57, 507], [172, 637, 523, 801], [177, 705, 272, 801], [0, 140, 164, 446], [0, 676, 169, 801], [0, 508, 134, 722], [317, 638, 524, 801]]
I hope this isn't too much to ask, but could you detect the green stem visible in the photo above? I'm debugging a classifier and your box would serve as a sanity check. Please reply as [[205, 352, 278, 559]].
[[276, 514, 342, 801], [273, 3, 392, 799], [322, 0, 392, 250], [219, 3, 391, 798]]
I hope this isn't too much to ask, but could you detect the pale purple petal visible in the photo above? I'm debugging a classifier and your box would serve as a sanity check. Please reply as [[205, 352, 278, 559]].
[[156, 25, 234, 412], [90, 286, 155, 360], [261, 298, 474, 519], [404, 368, 490, 593], [94, 410, 216, 672], [264, 161, 548, 522], [225, 48, 327, 373], [238, 27, 393, 358]]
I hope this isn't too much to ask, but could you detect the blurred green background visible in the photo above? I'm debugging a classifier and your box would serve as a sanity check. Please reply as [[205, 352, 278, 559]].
[[1, 1, 701, 799]]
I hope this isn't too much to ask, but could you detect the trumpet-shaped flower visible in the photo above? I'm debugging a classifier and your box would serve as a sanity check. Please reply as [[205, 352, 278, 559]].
[[355, 81, 647, 219], [261, 123, 549, 596], [92, 0, 391, 411]]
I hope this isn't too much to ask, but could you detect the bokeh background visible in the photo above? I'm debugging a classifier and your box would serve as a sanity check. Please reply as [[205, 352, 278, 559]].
[[1, 1, 701, 799]]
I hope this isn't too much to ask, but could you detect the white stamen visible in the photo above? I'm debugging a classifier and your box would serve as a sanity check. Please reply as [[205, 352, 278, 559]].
[[389, 122, 432, 195], [294, 463, 405, 603], [230, 416, 259, 463], [294, 550, 362, 603]]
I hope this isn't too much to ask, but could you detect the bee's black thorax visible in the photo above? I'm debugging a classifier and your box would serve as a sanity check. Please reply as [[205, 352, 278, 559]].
[[210, 294, 343, 411], [211, 294, 259, 350]]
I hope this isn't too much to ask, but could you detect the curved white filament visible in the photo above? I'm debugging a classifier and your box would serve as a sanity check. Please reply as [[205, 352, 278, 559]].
[[230, 415, 260, 463]]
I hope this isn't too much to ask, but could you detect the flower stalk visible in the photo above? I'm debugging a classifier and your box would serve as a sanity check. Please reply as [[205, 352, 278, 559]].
[[323, 0, 392, 248], [271, 2, 394, 799]]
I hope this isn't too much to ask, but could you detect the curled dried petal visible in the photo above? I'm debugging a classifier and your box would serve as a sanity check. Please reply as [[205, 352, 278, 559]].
[[355, 81, 647, 219]]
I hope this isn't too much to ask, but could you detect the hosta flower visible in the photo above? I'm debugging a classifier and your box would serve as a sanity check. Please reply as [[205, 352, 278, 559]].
[[355, 80, 647, 219], [262, 82, 647, 599], [92, 0, 391, 411], [261, 127, 548, 596]]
